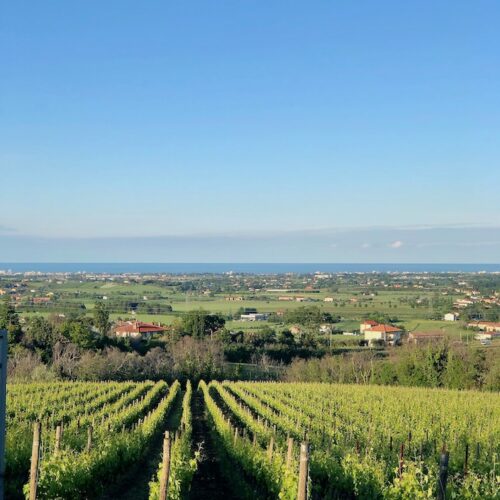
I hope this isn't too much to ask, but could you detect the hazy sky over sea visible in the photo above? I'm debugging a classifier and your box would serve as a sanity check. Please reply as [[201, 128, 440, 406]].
[[1, 1, 499, 261]]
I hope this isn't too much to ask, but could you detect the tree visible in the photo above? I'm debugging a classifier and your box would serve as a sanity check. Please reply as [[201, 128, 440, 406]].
[[182, 310, 225, 338], [52, 341, 80, 379], [284, 306, 324, 326], [23, 316, 56, 362], [0, 295, 23, 344], [60, 320, 97, 349], [93, 300, 111, 337], [170, 336, 224, 380]]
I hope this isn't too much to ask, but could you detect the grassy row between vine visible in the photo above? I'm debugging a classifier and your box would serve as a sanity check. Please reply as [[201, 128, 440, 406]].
[[199, 379, 299, 499]]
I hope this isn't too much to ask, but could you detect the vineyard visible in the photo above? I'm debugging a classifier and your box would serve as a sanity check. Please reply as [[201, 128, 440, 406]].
[[4, 380, 500, 499]]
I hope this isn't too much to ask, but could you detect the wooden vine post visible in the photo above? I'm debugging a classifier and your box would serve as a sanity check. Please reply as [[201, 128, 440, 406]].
[[398, 443, 405, 478], [54, 424, 62, 454], [0, 329, 7, 500], [159, 431, 171, 500], [267, 436, 274, 460], [297, 442, 309, 500], [86, 425, 93, 452], [29, 422, 42, 500], [286, 437, 294, 469], [437, 449, 450, 500]]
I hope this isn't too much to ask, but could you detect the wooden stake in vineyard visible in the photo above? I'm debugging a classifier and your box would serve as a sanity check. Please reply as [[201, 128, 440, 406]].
[[398, 443, 405, 478], [286, 437, 294, 469], [267, 436, 274, 460], [87, 425, 93, 452], [54, 424, 62, 454], [437, 449, 450, 500], [297, 442, 309, 500], [159, 431, 171, 500], [29, 422, 42, 500]]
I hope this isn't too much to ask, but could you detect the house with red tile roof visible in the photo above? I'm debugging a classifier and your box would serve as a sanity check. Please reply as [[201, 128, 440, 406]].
[[115, 320, 165, 340], [467, 321, 500, 332], [364, 324, 402, 346]]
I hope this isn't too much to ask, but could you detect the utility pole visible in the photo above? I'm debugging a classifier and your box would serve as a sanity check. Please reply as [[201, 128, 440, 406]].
[[0, 329, 8, 500]]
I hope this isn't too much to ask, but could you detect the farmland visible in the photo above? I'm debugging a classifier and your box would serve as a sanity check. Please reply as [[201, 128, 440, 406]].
[[5, 380, 500, 499], [4, 271, 499, 342]]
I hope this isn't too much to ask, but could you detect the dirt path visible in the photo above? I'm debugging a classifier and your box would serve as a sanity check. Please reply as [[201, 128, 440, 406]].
[[98, 389, 185, 500], [187, 389, 237, 500]]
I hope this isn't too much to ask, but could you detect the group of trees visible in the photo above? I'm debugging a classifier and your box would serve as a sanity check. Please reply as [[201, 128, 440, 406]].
[[283, 306, 339, 325], [286, 341, 500, 391], [3, 298, 114, 363], [3, 300, 226, 382], [462, 303, 500, 322]]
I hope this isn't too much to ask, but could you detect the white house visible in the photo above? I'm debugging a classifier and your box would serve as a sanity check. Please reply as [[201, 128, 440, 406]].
[[444, 313, 459, 322], [364, 324, 403, 346], [240, 313, 268, 322]]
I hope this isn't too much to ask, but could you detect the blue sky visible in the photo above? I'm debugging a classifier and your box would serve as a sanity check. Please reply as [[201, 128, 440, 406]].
[[1, 1, 499, 262]]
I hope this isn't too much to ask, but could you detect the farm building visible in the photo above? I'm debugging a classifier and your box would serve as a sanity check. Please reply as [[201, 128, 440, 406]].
[[408, 331, 445, 344], [323, 297, 334, 302], [115, 320, 166, 340], [444, 312, 459, 321], [364, 324, 402, 346]]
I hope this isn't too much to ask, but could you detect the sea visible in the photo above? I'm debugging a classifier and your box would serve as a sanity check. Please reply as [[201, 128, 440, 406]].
[[0, 263, 499, 274]]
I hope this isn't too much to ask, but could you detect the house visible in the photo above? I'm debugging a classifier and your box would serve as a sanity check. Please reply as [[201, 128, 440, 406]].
[[323, 297, 334, 302], [360, 320, 379, 333], [454, 299, 474, 308], [115, 320, 166, 340], [319, 324, 333, 333], [278, 296, 294, 301], [474, 331, 500, 341], [467, 321, 500, 333], [364, 324, 402, 346], [290, 325, 301, 335], [444, 313, 459, 322], [240, 313, 268, 322], [408, 331, 445, 345], [32, 297, 51, 304]]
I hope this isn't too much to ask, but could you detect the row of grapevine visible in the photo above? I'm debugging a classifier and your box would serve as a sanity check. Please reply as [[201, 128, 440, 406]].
[[200, 380, 301, 499], [149, 380, 199, 499], [222, 381, 500, 499], [6, 380, 149, 498], [24, 381, 180, 498]]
